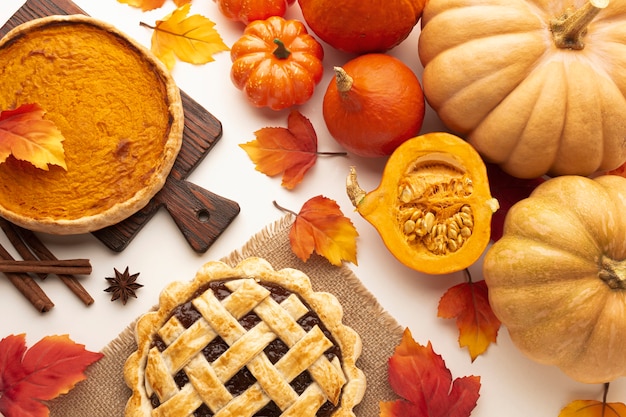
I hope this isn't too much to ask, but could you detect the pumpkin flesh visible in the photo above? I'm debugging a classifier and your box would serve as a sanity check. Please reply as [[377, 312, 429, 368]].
[[347, 132, 498, 275], [418, 0, 626, 178], [484, 175, 626, 383]]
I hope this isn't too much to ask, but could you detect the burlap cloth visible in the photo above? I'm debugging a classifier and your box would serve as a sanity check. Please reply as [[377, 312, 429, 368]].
[[49, 215, 405, 416]]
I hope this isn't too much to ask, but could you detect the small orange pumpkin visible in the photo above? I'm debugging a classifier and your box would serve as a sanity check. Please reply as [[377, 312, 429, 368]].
[[215, 0, 296, 25], [298, 0, 426, 54], [230, 16, 324, 110], [322, 54, 425, 157]]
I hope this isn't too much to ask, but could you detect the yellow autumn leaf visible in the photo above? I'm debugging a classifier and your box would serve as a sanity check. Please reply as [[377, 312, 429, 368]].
[[145, 4, 229, 70], [117, 0, 191, 11], [560, 399, 626, 417], [117, 0, 166, 11]]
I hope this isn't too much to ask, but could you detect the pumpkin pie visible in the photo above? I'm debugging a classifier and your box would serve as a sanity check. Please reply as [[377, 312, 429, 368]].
[[0, 15, 184, 234], [124, 257, 366, 417]]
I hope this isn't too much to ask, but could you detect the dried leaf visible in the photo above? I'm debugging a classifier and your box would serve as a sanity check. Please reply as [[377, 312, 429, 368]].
[[559, 400, 626, 416], [285, 195, 358, 266], [147, 4, 229, 70], [0, 103, 66, 171], [0, 334, 103, 417], [438, 275, 501, 361], [118, 0, 191, 11], [240, 110, 319, 190], [487, 163, 544, 241], [380, 328, 481, 417], [117, 0, 165, 11], [559, 384, 626, 417]]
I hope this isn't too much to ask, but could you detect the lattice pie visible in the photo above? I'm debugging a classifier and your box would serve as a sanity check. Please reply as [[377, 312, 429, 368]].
[[124, 257, 366, 416]]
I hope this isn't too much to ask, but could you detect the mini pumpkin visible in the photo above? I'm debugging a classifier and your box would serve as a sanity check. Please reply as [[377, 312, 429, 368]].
[[347, 132, 499, 275], [418, 0, 626, 179], [322, 53, 425, 157], [484, 174, 626, 383], [298, 0, 425, 54], [215, 0, 295, 25], [230, 16, 324, 110]]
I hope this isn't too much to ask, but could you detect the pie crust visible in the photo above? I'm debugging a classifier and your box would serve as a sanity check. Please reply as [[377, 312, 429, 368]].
[[0, 15, 184, 234], [124, 257, 366, 417]]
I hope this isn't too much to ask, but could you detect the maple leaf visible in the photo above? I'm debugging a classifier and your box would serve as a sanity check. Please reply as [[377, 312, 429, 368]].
[[380, 328, 481, 417], [0, 103, 66, 171], [141, 4, 229, 71], [117, 0, 190, 11], [241, 110, 345, 190], [437, 270, 501, 361], [486, 163, 544, 241], [275, 196, 358, 266], [560, 384, 626, 417], [0, 334, 103, 417]]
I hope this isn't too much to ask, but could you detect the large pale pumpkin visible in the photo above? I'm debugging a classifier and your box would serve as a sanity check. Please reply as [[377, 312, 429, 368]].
[[483, 175, 626, 383], [418, 0, 626, 179]]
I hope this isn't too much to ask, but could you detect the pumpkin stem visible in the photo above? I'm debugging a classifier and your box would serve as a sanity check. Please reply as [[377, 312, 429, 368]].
[[273, 39, 291, 59], [346, 166, 367, 207], [550, 0, 608, 50], [599, 257, 626, 290], [333, 67, 354, 94]]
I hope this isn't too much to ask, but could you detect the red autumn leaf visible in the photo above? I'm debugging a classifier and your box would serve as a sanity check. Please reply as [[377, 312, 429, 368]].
[[0, 103, 67, 171], [281, 195, 358, 266], [0, 334, 103, 417], [240, 110, 321, 190], [487, 163, 544, 241], [438, 273, 501, 361], [380, 328, 481, 417]]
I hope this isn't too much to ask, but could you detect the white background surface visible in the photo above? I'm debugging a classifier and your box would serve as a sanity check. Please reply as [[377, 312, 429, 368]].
[[0, 0, 624, 415]]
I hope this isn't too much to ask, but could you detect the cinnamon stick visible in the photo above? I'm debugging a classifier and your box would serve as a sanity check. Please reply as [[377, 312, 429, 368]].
[[0, 242, 54, 312], [0, 259, 92, 275], [10, 224, 94, 306], [0, 218, 47, 279]]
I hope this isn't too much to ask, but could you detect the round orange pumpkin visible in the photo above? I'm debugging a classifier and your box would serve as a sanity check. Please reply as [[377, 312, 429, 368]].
[[298, 0, 426, 54], [322, 54, 425, 157], [418, 0, 626, 179]]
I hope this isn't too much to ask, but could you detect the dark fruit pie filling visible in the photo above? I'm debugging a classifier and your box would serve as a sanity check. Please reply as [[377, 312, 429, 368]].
[[147, 280, 343, 417]]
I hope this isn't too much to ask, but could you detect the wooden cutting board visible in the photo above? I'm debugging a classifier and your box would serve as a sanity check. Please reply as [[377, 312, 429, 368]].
[[0, 0, 240, 253]]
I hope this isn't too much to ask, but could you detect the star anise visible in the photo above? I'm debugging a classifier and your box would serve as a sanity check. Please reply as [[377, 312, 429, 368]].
[[104, 267, 143, 305]]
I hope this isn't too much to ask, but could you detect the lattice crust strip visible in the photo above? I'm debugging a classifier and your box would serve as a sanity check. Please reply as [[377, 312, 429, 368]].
[[144, 278, 347, 417]]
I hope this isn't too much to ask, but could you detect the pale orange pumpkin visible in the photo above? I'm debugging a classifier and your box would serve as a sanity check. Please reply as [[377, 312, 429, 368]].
[[484, 174, 626, 383], [322, 54, 425, 157], [419, 0, 626, 179]]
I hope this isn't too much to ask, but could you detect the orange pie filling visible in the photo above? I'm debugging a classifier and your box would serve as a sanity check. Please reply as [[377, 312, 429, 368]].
[[0, 16, 183, 233]]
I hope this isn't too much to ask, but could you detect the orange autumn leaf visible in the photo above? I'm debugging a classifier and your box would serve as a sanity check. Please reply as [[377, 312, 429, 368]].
[[438, 274, 501, 361], [0, 103, 66, 171], [560, 400, 626, 417], [117, 0, 191, 11], [0, 334, 103, 417], [241, 110, 320, 190], [144, 4, 229, 70], [559, 384, 626, 417], [380, 328, 481, 417], [284, 195, 358, 266]]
